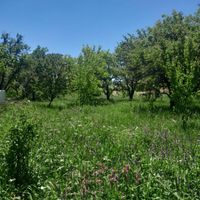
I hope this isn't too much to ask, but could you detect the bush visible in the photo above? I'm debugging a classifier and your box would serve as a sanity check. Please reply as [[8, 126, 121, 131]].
[[6, 115, 38, 195]]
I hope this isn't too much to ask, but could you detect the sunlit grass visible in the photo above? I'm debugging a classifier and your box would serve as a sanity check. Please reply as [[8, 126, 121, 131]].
[[0, 96, 199, 199]]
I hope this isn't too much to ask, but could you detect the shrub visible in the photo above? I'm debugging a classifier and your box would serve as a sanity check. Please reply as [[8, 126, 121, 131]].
[[6, 115, 38, 195]]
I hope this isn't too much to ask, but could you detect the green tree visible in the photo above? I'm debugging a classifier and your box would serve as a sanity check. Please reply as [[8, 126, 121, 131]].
[[20, 46, 48, 100], [0, 33, 29, 93], [73, 46, 103, 105], [96, 51, 116, 100], [147, 10, 200, 111], [116, 33, 149, 100], [40, 53, 69, 107]]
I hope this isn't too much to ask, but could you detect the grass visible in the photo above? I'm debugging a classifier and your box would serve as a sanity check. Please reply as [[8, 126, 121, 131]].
[[0, 95, 199, 199]]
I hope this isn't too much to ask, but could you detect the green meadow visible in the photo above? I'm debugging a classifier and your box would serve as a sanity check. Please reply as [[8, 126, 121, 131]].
[[0, 95, 199, 199]]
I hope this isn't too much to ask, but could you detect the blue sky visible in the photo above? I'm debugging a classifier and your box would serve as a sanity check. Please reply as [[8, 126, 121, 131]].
[[0, 0, 199, 56]]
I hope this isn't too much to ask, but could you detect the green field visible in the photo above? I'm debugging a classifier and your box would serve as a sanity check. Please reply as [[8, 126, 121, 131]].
[[0, 96, 199, 199]]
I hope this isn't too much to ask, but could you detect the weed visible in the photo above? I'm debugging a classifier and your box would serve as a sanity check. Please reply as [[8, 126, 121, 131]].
[[5, 114, 38, 197]]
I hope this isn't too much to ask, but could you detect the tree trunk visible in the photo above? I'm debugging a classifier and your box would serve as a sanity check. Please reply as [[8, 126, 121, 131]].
[[0, 73, 5, 90], [106, 92, 110, 100], [105, 84, 111, 101], [170, 99, 175, 110], [127, 80, 136, 101], [48, 96, 54, 107], [128, 90, 134, 101], [127, 83, 136, 101], [31, 91, 36, 101], [4, 65, 21, 91]]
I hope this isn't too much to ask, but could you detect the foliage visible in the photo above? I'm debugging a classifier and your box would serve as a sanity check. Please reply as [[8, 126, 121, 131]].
[[115, 8, 200, 113], [18, 47, 74, 106], [20, 46, 48, 100], [1, 6, 200, 199], [97, 51, 116, 100], [73, 46, 103, 105], [5, 114, 38, 197], [0, 33, 29, 92], [115, 33, 149, 100], [146, 10, 200, 112], [39, 53, 70, 107]]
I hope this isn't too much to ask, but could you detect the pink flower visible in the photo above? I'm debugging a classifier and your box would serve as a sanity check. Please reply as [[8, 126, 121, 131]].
[[122, 164, 130, 174]]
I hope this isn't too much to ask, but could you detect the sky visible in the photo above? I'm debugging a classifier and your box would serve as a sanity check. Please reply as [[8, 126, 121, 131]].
[[0, 0, 199, 57]]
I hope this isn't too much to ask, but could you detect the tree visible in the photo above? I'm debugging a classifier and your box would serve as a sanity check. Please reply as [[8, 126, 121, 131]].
[[40, 53, 69, 107], [96, 51, 116, 100], [147, 10, 200, 111], [20, 46, 48, 100], [115, 33, 149, 100], [0, 33, 29, 93], [73, 46, 104, 105]]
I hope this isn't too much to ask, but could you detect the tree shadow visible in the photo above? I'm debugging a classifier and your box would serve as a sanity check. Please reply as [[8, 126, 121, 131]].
[[35, 103, 66, 111], [0, 103, 8, 114], [189, 104, 200, 115]]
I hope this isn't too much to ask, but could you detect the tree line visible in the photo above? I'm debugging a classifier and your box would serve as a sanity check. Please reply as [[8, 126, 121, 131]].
[[0, 8, 200, 110]]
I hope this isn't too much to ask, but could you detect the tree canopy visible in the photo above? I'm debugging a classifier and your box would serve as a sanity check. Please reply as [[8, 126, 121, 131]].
[[0, 7, 200, 110]]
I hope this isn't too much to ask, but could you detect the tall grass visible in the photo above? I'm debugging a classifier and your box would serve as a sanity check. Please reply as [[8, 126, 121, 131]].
[[0, 96, 199, 199]]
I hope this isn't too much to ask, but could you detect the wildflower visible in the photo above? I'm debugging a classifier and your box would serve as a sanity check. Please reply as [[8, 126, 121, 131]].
[[93, 163, 107, 176], [122, 164, 130, 175], [95, 179, 102, 184], [135, 172, 141, 185], [93, 169, 104, 176], [40, 186, 46, 190], [108, 170, 118, 183]]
